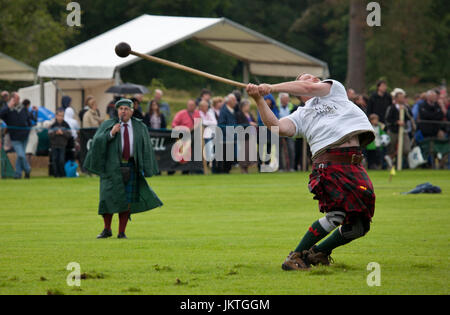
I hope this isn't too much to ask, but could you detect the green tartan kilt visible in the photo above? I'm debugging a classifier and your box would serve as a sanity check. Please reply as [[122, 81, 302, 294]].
[[121, 160, 139, 204]]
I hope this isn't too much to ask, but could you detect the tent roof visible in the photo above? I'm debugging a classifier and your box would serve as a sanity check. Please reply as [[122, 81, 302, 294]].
[[0, 52, 36, 81], [37, 15, 329, 80]]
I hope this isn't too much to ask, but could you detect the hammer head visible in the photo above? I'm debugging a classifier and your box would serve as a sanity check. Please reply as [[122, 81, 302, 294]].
[[115, 42, 131, 58]]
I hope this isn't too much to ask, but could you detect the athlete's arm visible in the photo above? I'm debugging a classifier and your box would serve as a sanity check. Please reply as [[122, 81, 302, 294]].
[[259, 80, 331, 98], [246, 84, 296, 137]]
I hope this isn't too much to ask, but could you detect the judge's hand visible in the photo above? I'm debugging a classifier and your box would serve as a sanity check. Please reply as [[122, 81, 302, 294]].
[[111, 123, 121, 137]]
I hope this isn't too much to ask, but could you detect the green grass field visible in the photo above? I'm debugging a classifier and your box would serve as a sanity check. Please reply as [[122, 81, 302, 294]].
[[0, 170, 449, 295]]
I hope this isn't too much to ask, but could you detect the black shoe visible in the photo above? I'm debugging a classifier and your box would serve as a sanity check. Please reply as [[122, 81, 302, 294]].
[[117, 232, 127, 239], [25, 172, 30, 179], [96, 229, 112, 239]]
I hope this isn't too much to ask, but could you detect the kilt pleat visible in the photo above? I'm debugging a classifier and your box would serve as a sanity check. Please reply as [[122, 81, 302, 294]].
[[121, 160, 139, 204], [308, 147, 375, 222]]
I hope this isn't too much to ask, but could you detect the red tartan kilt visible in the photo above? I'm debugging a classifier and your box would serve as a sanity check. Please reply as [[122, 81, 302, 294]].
[[308, 149, 375, 222]]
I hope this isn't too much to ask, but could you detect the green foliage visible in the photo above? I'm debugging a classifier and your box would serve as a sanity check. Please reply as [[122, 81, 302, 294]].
[[0, 0, 447, 93], [0, 0, 76, 68], [147, 78, 166, 94], [292, 0, 449, 89], [290, 0, 349, 82], [418, 0, 450, 83], [73, 0, 226, 44], [365, 0, 449, 85]]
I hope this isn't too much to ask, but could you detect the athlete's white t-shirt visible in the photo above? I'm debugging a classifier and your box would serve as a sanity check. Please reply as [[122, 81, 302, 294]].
[[285, 79, 375, 159]]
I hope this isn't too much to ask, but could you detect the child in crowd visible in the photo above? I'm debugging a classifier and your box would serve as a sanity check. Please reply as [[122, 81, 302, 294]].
[[48, 108, 72, 177], [366, 114, 388, 169]]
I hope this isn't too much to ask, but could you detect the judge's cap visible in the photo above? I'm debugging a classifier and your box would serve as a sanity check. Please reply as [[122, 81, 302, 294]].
[[115, 98, 133, 109]]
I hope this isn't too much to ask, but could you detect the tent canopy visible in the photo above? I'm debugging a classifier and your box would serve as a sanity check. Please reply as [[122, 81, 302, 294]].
[[38, 15, 329, 80], [18, 79, 114, 114], [0, 52, 36, 81]]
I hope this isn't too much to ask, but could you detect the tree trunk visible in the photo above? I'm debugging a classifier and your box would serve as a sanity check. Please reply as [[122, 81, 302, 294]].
[[346, 0, 366, 93]]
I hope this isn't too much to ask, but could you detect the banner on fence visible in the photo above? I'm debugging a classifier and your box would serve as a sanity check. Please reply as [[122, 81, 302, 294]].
[[1, 146, 15, 178], [79, 128, 203, 173]]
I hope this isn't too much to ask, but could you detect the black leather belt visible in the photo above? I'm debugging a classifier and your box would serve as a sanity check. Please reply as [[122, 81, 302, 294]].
[[313, 153, 364, 165]]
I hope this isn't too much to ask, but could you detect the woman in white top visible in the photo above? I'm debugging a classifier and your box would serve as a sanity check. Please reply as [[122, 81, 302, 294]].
[[64, 107, 80, 140], [198, 100, 217, 139], [198, 100, 217, 163]]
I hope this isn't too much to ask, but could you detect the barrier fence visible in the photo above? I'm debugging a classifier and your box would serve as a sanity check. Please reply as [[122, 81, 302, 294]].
[[1, 120, 449, 177], [0, 124, 298, 175]]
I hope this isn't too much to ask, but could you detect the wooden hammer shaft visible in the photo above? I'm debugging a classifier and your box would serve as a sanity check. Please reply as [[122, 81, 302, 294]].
[[130, 51, 247, 89]]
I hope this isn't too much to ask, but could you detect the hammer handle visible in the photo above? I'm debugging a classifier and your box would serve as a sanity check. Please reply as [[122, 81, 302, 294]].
[[131, 51, 248, 89]]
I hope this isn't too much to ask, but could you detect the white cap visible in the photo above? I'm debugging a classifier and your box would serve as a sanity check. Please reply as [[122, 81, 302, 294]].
[[391, 88, 406, 98]]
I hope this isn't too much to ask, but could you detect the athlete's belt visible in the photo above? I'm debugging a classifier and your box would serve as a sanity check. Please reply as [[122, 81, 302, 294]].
[[313, 153, 364, 165]]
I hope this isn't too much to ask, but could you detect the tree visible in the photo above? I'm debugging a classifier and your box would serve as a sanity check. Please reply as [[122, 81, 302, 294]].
[[2, 0, 447, 93], [0, 0, 76, 68], [365, 0, 450, 86], [346, 0, 366, 93], [290, 0, 349, 82]]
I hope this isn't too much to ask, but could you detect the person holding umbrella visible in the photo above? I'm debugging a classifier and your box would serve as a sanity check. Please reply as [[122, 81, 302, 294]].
[[131, 97, 144, 120], [105, 83, 149, 95], [105, 83, 149, 120]]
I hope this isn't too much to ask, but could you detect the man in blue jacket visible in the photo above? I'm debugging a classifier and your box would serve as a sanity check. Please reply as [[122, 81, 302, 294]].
[[0, 92, 32, 179], [217, 93, 238, 174], [257, 94, 279, 172]]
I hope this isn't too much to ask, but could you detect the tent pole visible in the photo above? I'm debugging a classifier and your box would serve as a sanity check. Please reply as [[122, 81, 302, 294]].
[[243, 62, 249, 96], [114, 69, 121, 85], [81, 89, 85, 111], [39, 77, 45, 108], [55, 88, 58, 110]]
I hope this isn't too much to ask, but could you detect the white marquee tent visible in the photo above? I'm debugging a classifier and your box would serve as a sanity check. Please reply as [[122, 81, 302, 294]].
[[38, 14, 329, 80], [0, 52, 36, 81], [18, 79, 114, 115], [29, 14, 329, 117]]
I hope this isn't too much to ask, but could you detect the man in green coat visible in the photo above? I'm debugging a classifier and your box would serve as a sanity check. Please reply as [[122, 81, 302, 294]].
[[83, 98, 163, 239]]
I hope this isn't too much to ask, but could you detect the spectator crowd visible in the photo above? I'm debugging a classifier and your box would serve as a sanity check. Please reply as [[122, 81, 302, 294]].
[[348, 80, 449, 170], [1, 78, 449, 179]]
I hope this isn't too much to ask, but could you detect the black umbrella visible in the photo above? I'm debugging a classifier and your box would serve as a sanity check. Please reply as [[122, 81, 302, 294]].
[[105, 83, 149, 94]]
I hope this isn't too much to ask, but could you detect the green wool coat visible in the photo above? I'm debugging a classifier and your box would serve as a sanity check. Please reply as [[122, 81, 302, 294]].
[[83, 117, 163, 215]]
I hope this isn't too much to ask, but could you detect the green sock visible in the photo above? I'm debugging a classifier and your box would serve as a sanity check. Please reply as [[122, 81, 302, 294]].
[[315, 228, 351, 253], [294, 220, 329, 253]]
